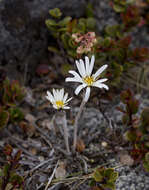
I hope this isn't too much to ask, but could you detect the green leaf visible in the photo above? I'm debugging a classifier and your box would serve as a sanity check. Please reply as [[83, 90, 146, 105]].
[[103, 37, 111, 47], [3, 164, 10, 177], [0, 168, 3, 177], [67, 50, 77, 58], [10, 172, 23, 185], [105, 168, 118, 183], [93, 169, 103, 182], [103, 182, 116, 190], [58, 16, 72, 27], [0, 110, 9, 129], [61, 33, 69, 49], [113, 4, 125, 13], [8, 107, 24, 124], [86, 17, 96, 30], [68, 38, 76, 48], [145, 152, 149, 162], [49, 8, 62, 18], [122, 114, 129, 125], [141, 108, 149, 126], [143, 160, 149, 172], [124, 130, 137, 142], [45, 19, 57, 27]]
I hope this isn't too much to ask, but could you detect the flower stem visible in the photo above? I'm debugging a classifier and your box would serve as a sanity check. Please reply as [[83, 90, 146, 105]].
[[73, 99, 86, 151], [62, 111, 70, 155]]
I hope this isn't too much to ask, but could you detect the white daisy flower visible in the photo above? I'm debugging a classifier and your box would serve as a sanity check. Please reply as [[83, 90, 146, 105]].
[[46, 88, 72, 110], [65, 55, 109, 102]]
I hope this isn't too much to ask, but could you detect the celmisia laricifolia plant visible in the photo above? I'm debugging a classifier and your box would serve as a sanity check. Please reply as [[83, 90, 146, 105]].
[[66, 55, 109, 102], [46, 88, 72, 154], [66, 55, 109, 150]]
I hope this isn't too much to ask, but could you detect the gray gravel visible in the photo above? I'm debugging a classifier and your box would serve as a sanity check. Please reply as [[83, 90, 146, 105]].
[[75, 95, 149, 190]]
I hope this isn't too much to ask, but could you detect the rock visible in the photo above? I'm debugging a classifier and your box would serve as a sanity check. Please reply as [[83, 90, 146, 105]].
[[0, 0, 85, 82]]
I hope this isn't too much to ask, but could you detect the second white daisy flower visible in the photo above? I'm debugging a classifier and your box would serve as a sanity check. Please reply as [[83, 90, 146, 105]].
[[46, 88, 72, 110], [65, 55, 109, 102]]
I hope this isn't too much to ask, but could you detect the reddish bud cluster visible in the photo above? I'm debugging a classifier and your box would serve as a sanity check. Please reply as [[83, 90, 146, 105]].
[[72, 32, 97, 54]]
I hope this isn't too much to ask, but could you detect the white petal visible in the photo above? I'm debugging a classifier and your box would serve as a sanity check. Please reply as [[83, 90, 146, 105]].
[[63, 106, 70, 109], [53, 104, 58, 109], [79, 59, 86, 77], [93, 64, 108, 80], [75, 83, 87, 95], [68, 70, 83, 81], [85, 56, 90, 76], [52, 89, 57, 101], [65, 77, 82, 83], [84, 87, 91, 102], [96, 78, 108, 83], [63, 93, 68, 102], [60, 89, 64, 100], [56, 89, 61, 100], [89, 55, 95, 75], [76, 60, 84, 77], [93, 81, 109, 90], [65, 97, 73, 103], [46, 91, 54, 102]]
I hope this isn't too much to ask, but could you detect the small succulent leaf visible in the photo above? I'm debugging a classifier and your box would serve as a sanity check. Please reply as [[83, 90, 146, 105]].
[[58, 16, 72, 27], [49, 8, 62, 18], [3, 144, 13, 156], [0, 110, 9, 129], [86, 17, 96, 30], [102, 182, 115, 190], [143, 160, 149, 172], [105, 168, 114, 178], [145, 152, 149, 162], [113, 4, 125, 12], [0, 168, 3, 177], [45, 19, 57, 28], [122, 114, 129, 125], [3, 164, 10, 177], [93, 169, 103, 182], [141, 108, 149, 126], [108, 172, 118, 182], [10, 172, 23, 185], [61, 33, 69, 49], [8, 107, 24, 124], [124, 130, 137, 142], [89, 179, 96, 187]]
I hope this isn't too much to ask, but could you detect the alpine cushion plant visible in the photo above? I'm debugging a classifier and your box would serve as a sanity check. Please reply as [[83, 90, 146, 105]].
[[65, 55, 109, 151], [65, 55, 109, 102], [46, 88, 72, 110], [46, 88, 72, 154]]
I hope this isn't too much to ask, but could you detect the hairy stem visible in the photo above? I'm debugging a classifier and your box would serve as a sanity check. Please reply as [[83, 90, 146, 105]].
[[73, 99, 86, 151], [62, 111, 70, 155]]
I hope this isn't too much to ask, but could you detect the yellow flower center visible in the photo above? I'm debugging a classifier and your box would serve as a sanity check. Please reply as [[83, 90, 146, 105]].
[[56, 101, 64, 109], [83, 76, 94, 86]]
